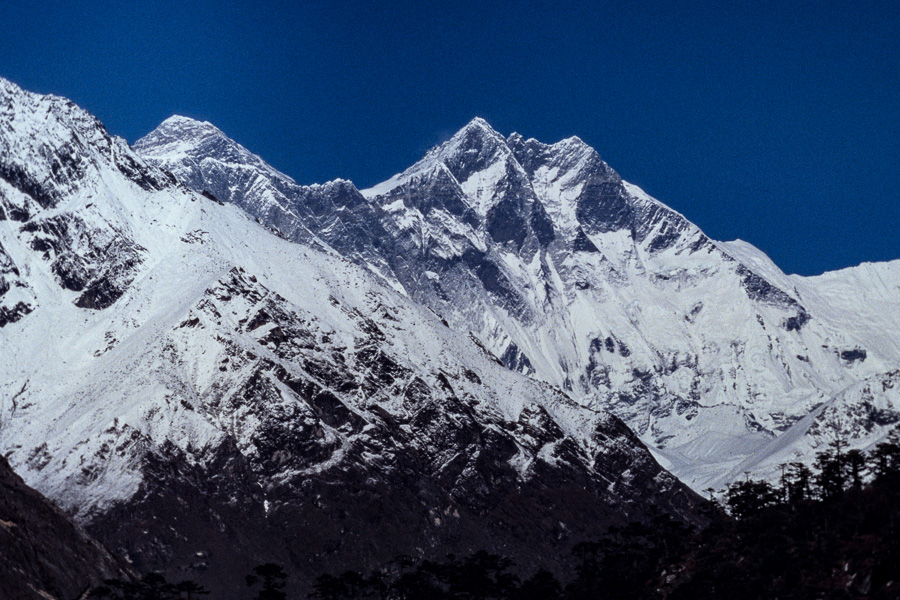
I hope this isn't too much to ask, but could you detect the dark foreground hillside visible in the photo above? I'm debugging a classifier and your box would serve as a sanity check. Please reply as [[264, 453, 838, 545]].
[[81, 429, 900, 599], [300, 431, 900, 600], [0, 455, 131, 600], [76, 431, 900, 599]]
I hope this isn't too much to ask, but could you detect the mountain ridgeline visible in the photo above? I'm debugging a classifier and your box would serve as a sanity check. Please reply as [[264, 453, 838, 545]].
[[1, 76, 899, 597], [135, 110, 900, 492], [0, 79, 703, 598]]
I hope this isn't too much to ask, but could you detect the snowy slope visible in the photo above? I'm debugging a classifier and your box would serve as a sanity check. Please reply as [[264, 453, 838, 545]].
[[137, 115, 900, 491], [0, 78, 700, 596]]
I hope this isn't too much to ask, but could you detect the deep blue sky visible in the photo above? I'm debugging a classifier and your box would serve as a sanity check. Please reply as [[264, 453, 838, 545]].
[[1, 1, 897, 275]]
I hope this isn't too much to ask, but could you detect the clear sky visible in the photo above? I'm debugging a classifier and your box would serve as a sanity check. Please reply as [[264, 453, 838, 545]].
[[1, 0, 897, 275]]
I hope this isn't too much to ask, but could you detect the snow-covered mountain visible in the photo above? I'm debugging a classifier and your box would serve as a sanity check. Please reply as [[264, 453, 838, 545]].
[[0, 78, 701, 597], [133, 115, 396, 278], [137, 115, 900, 491]]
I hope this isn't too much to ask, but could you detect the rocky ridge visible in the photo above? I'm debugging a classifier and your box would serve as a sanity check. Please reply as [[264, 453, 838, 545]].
[[136, 114, 900, 490], [0, 78, 701, 598]]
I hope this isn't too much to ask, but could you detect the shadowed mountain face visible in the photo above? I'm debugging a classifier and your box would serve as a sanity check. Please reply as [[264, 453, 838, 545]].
[[136, 114, 900, 492], [0, 455, 131, 600], [0, 78, 703, 599], [132, 115, 395, 274]]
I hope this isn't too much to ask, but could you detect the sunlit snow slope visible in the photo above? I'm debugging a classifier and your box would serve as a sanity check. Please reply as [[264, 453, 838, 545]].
[[0, 78, 700, 597], [137, 115, 900, 492]]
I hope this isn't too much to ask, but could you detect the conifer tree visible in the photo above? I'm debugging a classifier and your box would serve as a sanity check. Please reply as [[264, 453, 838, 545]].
[[786, 462, 812, 504], [247, 563, 288, 600]]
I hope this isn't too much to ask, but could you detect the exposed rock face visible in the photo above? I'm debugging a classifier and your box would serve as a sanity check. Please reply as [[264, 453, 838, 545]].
[[0, 455, 131, 600], [0, 240, 33, 326], [0, 79, 703, 599], [133, 116, 395, 273], [137, 114, 900, 491], [0, 77, 171, 322]]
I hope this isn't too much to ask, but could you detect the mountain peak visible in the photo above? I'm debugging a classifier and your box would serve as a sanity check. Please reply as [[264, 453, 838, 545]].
[[424, 117, 512, 179], [134, 115, 277, 182], [0, 75, 23, 97], [159, 114, 217, 130], [460, 116, 497, 133], [556, 134, 586, 147], [449, 116, 505, 144], [362, 118, 512, 198], [426, 117, 510, 165], [137, 115, 224, 147]]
